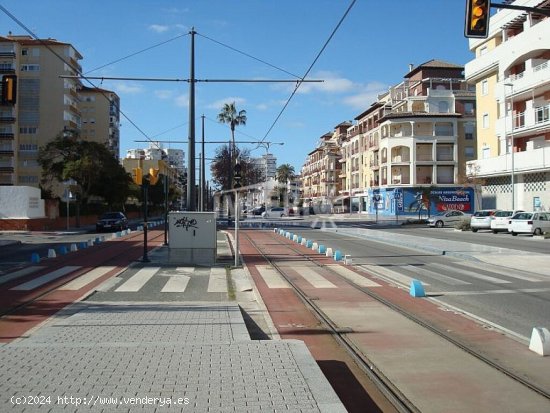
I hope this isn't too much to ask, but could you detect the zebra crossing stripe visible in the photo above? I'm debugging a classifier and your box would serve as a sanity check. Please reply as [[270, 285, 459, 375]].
[[454, 261, 548, 282], [115, 267, 161, 292], [161, 275, 191, 292], [207, 268, 228, 293], [11, 266, 81, 291], [1, 266, 44, 285], [361, 264, 430, 287], [294, 266, 337, 288], [59, 266, 117, 290], [429, 263, 510, 284], [256, 265, 291, 289], [404, 265, 470, 286], [325, 264, 381, 287]]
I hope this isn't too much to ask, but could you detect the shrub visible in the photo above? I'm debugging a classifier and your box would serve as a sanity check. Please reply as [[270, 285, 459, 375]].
[[454, 219, 471, 231]]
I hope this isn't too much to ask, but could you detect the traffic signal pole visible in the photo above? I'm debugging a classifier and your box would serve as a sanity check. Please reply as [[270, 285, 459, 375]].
[[142, 180, 150, 263]]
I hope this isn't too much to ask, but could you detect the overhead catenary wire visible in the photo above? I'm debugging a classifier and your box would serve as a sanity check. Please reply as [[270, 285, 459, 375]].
[[260, 0, 357, 143]]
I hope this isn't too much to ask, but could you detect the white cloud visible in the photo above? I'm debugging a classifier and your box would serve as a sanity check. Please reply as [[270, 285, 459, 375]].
[[113, 83, 143, 94], [154, 90, 173, 100], [342, 82, 388, 110], [206, 97, 247, 110], [148, 24, 170, 33], [175, 93, 189, 107], [295, 70, 355, 94]]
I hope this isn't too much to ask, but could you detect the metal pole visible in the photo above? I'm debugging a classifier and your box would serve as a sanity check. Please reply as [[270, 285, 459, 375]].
[[164, 174, 168, 246], [235, 190, 239, 267], [66, 195, 69, 231], [142, 182, 150, 262], [187, 27, 196, 211], [504, 83, 514, 209], [201, 114, 205, 211]]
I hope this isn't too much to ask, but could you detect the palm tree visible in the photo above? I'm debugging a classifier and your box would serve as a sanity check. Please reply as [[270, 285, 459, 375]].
[[217, 102, 247, 162], [276, 164, 295, 183]]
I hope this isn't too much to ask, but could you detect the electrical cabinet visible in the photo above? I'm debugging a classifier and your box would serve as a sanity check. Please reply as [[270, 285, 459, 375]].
[[168, 212, 217, 264]]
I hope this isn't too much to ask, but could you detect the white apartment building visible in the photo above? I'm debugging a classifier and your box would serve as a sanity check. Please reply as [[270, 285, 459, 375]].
[[465, 0, 550, 211]]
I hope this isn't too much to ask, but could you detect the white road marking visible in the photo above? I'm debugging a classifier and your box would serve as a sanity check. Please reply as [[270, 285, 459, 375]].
[[325, 264, 381, 287], [162, 275, 191, 292], [11, 266, 81, 291], [361, 264, 429, 287], [115, 267, 160, 292], [430, 262, 510, 284], [439, 288, 550, 296], [207, 268, 228, 293], [59, 266, 116, 290], [405, 265, 470, 286], [454, 261, 549, 282], [0, 266, 44, 285], [295, 266, 337, 288], [256, 265, 291, 289]]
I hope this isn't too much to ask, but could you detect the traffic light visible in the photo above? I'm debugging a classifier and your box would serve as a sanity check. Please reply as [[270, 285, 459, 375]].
[[233, 162, 242, 189], [465, 0, 490, 38], [149, 168, 160, 185], [1, 75, 17, 105], [132, 167, 143, 185]]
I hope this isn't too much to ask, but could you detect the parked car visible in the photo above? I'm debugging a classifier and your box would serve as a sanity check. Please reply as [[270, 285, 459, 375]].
[[427, 210, 470, 228], [251, 205, 265, 216], [470, 209, 498, 232], [490, 210, 524, 233], [96, 211, 128, 232], [262, 207, 288, 218], [508, 211, 550, 236]]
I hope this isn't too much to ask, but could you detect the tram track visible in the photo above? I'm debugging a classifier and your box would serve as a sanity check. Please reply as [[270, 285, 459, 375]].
[[240, 229, 550, 412]]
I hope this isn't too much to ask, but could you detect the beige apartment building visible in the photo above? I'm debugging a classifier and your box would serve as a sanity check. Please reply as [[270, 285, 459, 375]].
[[0, 34, 83, 187], [80, 86, 120, 158], [300, 131, 342, 212], [311, 60, 478, 216], [465, 0, 550, 211]]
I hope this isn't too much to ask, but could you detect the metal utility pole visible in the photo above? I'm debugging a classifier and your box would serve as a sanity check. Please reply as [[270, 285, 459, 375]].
[[187, 27, 196, 211], [201, 114, 205, 211]]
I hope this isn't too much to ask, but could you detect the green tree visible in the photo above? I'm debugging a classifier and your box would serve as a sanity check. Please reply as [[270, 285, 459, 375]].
[[217, 102, 247, 156], [38, 131, 132, 209], [210, 145, 259, 190], [276, 163, 296, 184]]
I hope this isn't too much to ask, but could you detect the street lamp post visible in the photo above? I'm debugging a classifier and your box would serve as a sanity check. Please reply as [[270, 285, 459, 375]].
[[504, 83, 515, 209]]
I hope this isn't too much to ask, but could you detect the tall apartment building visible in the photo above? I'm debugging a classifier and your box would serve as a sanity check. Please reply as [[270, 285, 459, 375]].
[[341, 60, 477, 215], [0, 34, 83, 187], [465, 0, 550, 211], [80, 86, 120, 158], [252, 152, 277, 181], [300, 131, 342, 212]]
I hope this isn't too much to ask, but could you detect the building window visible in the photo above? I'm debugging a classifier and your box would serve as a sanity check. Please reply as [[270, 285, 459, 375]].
[[481, 80, 488, 96], [464, 102, 474, 115], [438, 101, 449, 113], [465, 146, 475, 157], [19, 175, 39, 184], [464, 122, 475, 140], [482, 113, 489, 128], [21, 64, 40, 71], [19, 127, 38, 134], [482, 146, 491, 159]]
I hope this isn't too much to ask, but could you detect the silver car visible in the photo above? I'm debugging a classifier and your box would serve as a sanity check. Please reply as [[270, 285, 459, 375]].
[[427, 210, 470, 228]]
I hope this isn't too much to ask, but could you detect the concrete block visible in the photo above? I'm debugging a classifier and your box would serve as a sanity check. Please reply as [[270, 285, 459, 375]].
[[293, 234, 298, 242], [47, 249, 56, 258], [306, 240, 313, 248], [31, 253, 40, 263], [311, 242, 318, 251], [334, 250, 343, 261], [325, 247, 333, 257], [70, 244, 78, 252], [410, 279, 426, 297], [297, 236, 302, 244], [344, 255, 352, 265], [301, 238, 307, 246], [529, 327, 550, 356], [318, 245, 326, 254], [59, 246, 68, 255]]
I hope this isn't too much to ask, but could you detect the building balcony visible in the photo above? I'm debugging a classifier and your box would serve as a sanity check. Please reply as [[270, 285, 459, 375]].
[[468, 145, 550, 178], [0, 51, 16, 58], [0, 172, 14, 185], [0, 66, 15, 74], [497, 104, 550, 139], [499, 61, 550, 101]]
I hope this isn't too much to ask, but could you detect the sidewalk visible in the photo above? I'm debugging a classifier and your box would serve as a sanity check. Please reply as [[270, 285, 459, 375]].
[[0, 232, 345, 413]]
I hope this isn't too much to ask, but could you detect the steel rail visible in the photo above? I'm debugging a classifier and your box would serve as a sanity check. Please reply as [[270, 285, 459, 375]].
[[240, 230, 418, 413], [241, 229, 550, 404]]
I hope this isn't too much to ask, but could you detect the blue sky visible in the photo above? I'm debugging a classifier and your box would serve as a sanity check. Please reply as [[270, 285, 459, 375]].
[[1, 0, 473, 180]]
